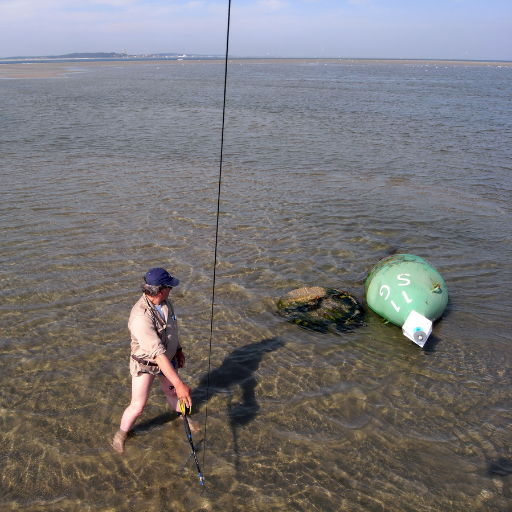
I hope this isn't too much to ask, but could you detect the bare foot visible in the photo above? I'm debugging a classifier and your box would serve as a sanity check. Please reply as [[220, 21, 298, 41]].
[[179, 415, 201, 433], [111, 429, 128, 454]]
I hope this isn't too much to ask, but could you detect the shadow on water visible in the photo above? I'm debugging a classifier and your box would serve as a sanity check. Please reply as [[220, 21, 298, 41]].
[[134, 337, 285, 462], [192, 337, 285, 418], [422, 334, 443, 352], [133, 412, 176, 435], [487, 457, 512, 477], [192, 336, 285, 474]]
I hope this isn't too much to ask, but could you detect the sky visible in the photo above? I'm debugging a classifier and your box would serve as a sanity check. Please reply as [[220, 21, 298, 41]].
[[0, 0, 511, 61]]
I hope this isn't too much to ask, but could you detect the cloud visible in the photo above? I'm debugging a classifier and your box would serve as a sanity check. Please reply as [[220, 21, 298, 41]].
[[0, 1, 230, 56], [0, 0, 510, 60], [257, 0, 288, 12]]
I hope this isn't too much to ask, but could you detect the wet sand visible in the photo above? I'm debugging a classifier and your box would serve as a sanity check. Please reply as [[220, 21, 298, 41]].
[[1, 58, 510, 79]]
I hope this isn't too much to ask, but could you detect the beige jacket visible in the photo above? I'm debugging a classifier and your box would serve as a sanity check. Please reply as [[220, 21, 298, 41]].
[[128, 294, 179, 376]]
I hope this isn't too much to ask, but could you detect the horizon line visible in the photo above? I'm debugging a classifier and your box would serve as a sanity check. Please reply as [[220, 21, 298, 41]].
[[1, 52, 511, 64]]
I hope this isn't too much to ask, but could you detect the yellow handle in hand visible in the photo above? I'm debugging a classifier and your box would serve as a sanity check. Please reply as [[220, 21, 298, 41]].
[[179, 399, 191, 416]]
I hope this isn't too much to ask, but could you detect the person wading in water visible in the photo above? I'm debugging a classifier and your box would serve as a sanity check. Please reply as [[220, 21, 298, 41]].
[[112, 267, 198, 454]]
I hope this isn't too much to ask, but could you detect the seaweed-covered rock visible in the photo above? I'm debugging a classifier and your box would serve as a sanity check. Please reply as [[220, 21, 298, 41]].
[[277, 287, 364, 334]]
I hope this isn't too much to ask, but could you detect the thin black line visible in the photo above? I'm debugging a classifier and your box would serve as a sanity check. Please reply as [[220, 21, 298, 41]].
[[202, 0, 232, 474]]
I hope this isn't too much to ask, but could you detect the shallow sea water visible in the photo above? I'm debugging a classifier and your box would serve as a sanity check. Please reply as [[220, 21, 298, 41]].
[[0, 61, 511, 511]]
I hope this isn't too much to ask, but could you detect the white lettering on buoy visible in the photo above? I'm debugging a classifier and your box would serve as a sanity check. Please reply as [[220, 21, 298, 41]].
[[397, 274, 411, 286], [391, 300, 400, 312], [402, 291, 413, 303], [379, 285, 391, 300]]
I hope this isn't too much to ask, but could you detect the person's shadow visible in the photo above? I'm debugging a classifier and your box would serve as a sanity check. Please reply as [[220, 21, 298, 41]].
[[192, 336, 285, 425], [134, 336, 285, 465], [487, 457, 512, 477], [191, 336, 285, 473]]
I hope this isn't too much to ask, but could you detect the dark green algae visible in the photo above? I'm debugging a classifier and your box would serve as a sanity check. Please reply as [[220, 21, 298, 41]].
[[277, 286, 365, 334]]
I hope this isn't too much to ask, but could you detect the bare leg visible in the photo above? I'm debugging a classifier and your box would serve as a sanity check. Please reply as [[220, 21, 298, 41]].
[[120, 373, 154, 432], [159, 375, 201, 433], [159, 374, 180, 412], [113, 373, 155, 453]]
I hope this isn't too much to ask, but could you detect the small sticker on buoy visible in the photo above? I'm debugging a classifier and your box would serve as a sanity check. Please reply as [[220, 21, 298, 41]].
[[413, 329, 427, 344]]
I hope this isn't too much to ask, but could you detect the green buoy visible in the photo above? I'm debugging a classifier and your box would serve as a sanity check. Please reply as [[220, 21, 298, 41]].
[[364, 254, 448, 347]]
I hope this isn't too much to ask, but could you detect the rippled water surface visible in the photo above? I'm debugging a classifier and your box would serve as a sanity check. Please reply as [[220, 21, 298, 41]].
[[1, 61, 511, 511]]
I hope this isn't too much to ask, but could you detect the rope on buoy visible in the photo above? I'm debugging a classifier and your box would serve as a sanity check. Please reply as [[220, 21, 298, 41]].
[[201, 0, 232, 476]]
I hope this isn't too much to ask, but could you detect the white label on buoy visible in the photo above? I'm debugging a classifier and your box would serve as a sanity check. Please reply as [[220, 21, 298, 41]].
[[402, 310, 433, 347]]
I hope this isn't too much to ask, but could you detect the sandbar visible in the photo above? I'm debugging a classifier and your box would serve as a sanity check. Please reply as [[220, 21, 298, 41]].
[[0, 58, 510, 79]]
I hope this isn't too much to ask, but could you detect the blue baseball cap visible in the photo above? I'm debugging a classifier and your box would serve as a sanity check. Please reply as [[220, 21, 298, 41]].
[[144, 268, 180, 287]]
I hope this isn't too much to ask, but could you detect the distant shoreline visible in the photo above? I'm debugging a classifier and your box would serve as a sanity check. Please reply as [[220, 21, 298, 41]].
[[1, 58, 510, 79]]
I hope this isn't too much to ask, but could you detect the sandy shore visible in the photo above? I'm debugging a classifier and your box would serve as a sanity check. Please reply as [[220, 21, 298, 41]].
[[1, 58, 510, 79]]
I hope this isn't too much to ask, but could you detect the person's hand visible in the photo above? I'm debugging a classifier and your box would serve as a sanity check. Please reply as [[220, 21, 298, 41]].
[[175, 381, 192, 409]]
